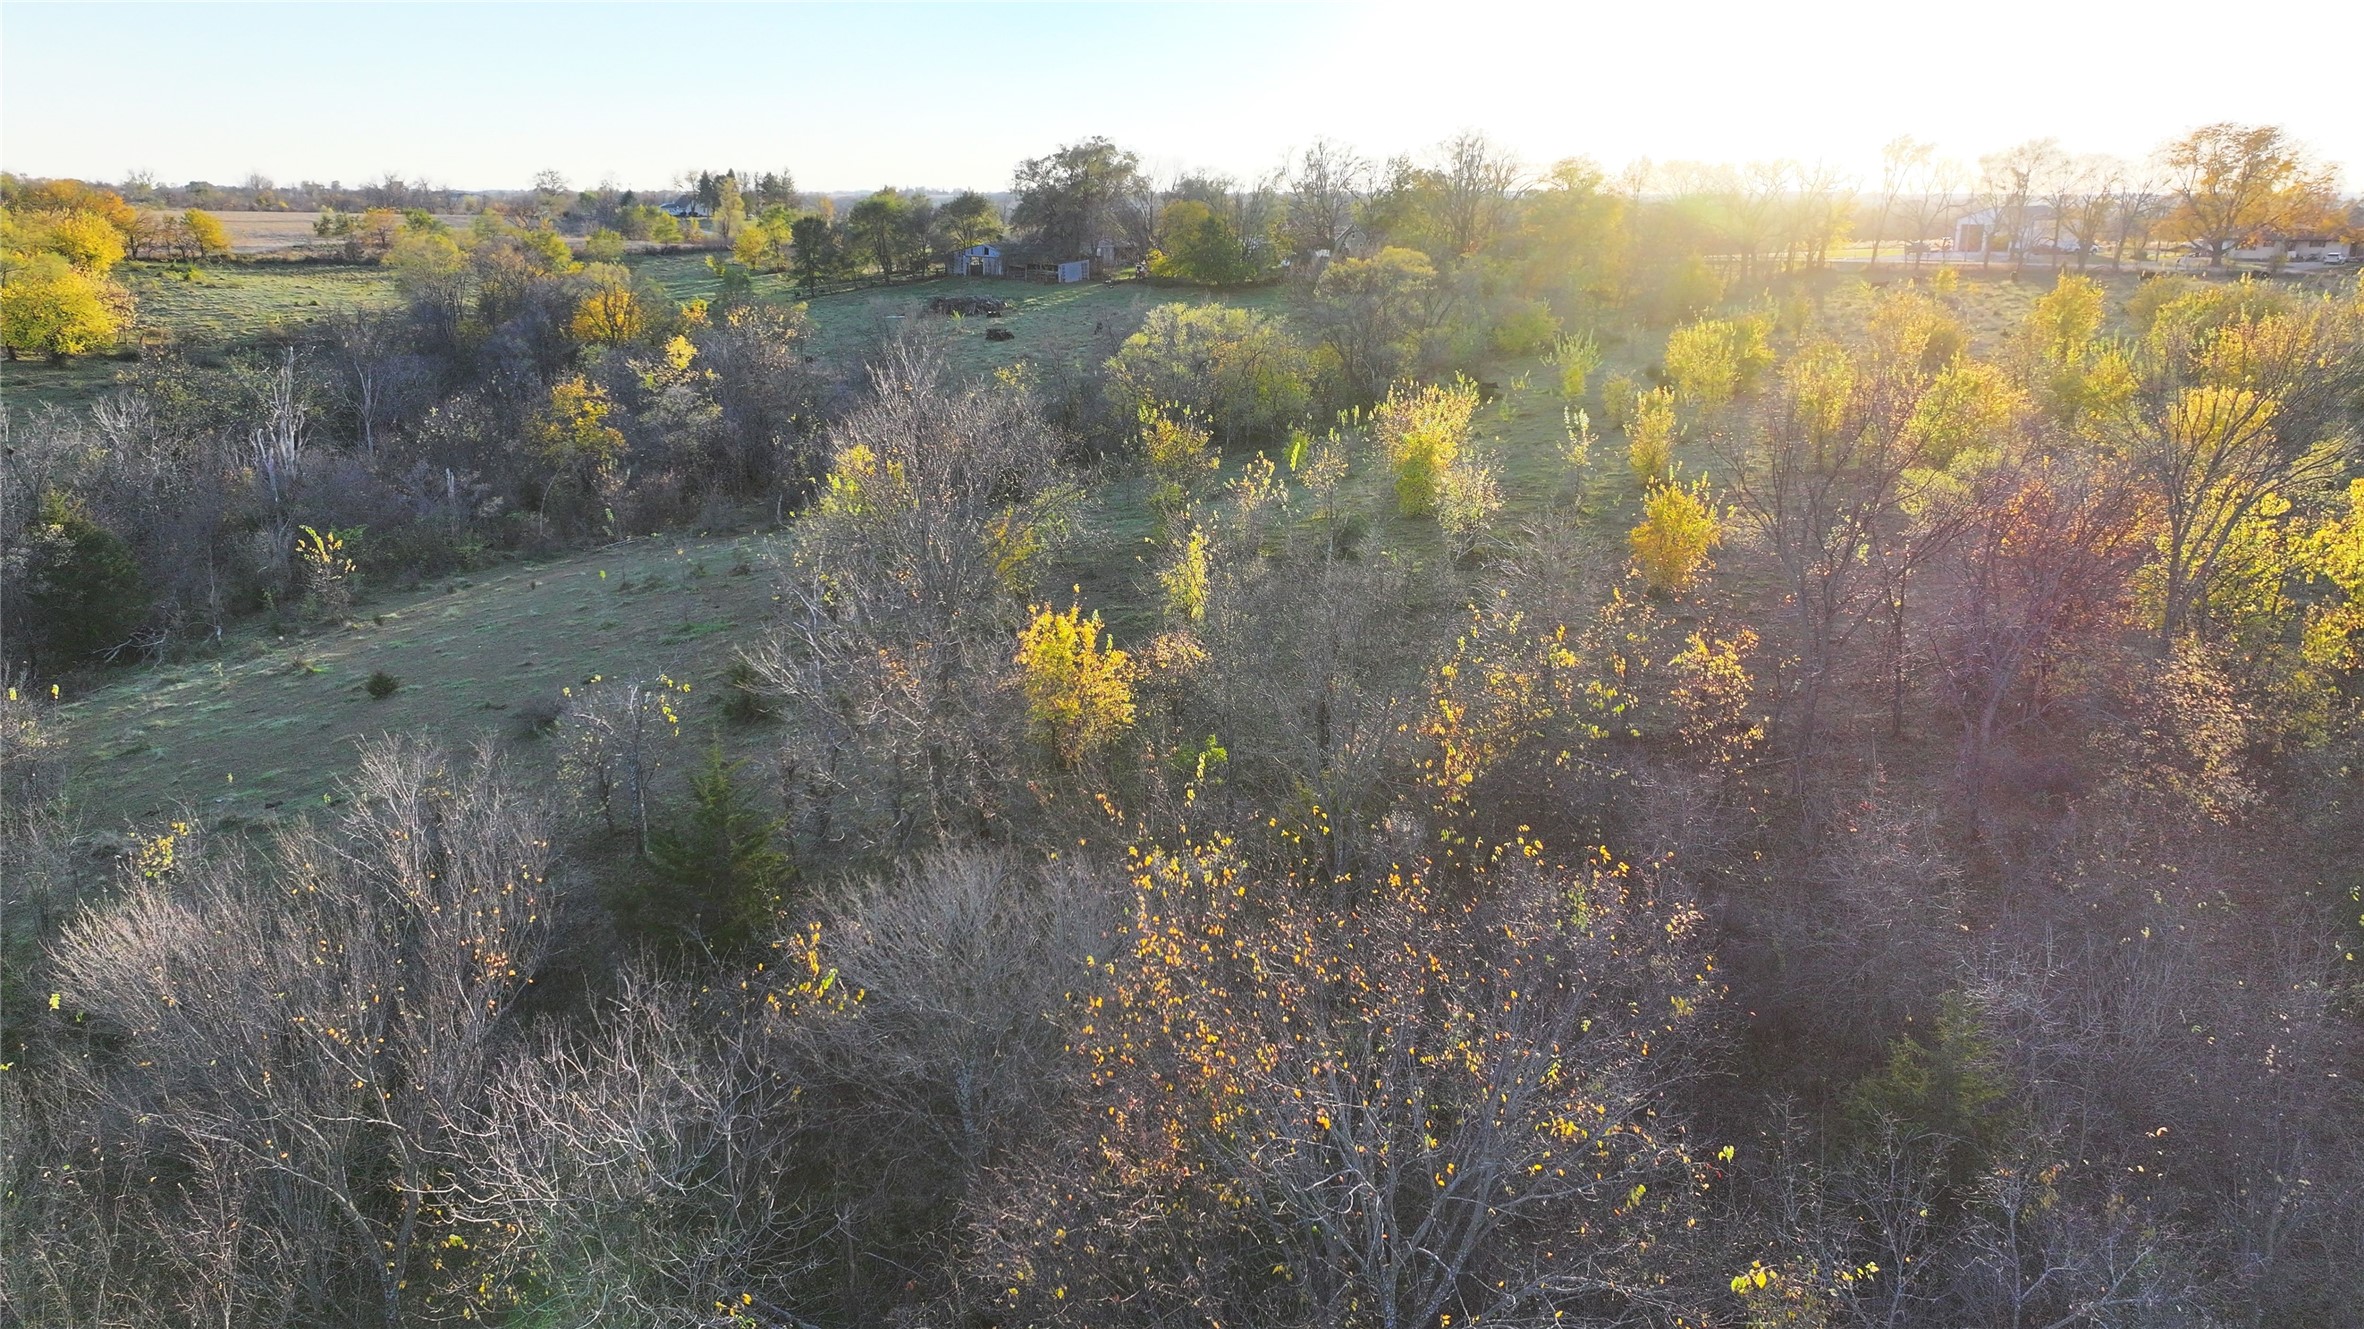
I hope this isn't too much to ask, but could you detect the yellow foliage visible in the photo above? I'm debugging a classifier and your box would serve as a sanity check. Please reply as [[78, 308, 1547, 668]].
[[1158, 526, 1211, 622], [1139, 406, 1215, 484], [1015, 603, 1137, 765], [1782, 341, 1855, 447], [529, 376, 627, 480], [0, 251, 120, 359], [570, 264, 646, 346], [1663, 314, 1772, 406], [1629, 476, 1720, 595], [1904, 358, 2019, 466], [1626, 387, 1677, 485], [181, 208, 232, 258], [47, 209, 128, 272], [818, 442, 909, 517], [1374, 377, 1479, 517]]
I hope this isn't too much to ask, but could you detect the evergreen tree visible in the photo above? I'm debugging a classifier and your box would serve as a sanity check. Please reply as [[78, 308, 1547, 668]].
[[22, 490, 145, 666], [632, 745, 792, 952]]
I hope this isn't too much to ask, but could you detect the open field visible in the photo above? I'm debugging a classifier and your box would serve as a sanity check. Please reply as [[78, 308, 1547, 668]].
[[1, 262, 406, 414], [199, 210, 479, 253], [51, 533, 790, 830]]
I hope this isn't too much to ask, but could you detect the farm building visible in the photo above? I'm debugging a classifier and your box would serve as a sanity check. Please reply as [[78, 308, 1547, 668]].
[[946, 242, 1091, 283], [659, 196, 712, 220], [2227, 235, 2354, 263], [1953, 204, 2061, 255]]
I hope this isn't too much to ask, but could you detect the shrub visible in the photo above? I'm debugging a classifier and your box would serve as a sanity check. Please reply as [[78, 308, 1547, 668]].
[[721, 657, 775, 724], [1551, 330, 1604, 400], [1373, 377, 1480, 517], [1489, 297, 1561, 356], [627, 745, 793, 953], [1106, 304, 1312, 443], [1626, 386, 1678, 485], [1, 253, 121, 359], [1663, 314, 1772, 407], [1600, 371, 1641, 434], [1014, 602, 1136, 766], [366, 670, 400, 699], [1158, 525, 1211, 622], [1629, 475, 1721, 595]]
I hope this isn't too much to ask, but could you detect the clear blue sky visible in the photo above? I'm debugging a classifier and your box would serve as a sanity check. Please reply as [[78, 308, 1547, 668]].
[[4, 2, 2356, 194]]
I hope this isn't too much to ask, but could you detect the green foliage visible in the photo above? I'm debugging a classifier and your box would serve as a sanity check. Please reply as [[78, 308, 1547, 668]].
[[1550, 330, 1604, 400], [1374, 377, 1480, 517], [1149, 200, 1259, 286], [1846, 994, 2015, 1185], [1158, 524, 1211, 622], [582, 227, 627, 263], [1649, 254, 1725, 322], [1905, 358, 2020, 466], [21, 490, 144, 663], [1106, 303, 1311, 443], [1488, 296, 1561, 356], [632, 745, 793, 953], [1600, 370, 1641, 434], [1663, 313, 1772, 406]]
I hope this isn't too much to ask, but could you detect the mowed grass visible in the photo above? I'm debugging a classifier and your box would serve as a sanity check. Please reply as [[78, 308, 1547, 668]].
[[1, 262, 405, 413], [54, 534, 789, 831], [203, 211, 475, 254]]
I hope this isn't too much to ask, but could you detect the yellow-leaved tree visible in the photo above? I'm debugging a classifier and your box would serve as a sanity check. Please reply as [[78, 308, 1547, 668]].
[[1, 252, 120, 360], [181, 209, 232, 258], [530, 375, 628, 497], [1015, 602, 1136, 765], [1373, 377, 1479, 516], [1626, 385, 1678, 485], [1630, 475, 1722, 595], [570, 263, 647, 346]]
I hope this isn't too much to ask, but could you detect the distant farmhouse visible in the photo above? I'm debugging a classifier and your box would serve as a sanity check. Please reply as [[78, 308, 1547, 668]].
[[658, 197, 712, 221]]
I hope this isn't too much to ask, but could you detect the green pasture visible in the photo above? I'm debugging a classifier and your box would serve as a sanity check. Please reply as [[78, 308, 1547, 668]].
[[53, 534, 788, 830]]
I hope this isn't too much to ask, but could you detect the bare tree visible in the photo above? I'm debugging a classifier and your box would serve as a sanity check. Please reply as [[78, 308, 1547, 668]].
[[456, 974, 825, 1328], [1979, 139, 2067, 275], [1434, 131, 1523, 257], [1282, 137, 1371, 262], [1867, 136, 1935, 269], [1714, 343, 1925, 806], [753, 333, 1067, 853], [1932, 459, 2143, 793], [43, 738, 558, 1327]]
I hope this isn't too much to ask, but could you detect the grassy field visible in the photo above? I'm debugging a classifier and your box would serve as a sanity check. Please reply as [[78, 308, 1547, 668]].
[[201, 211, 477, 254], [1, 262, 407, 414], [52, 534, 789, 830], [624, 253, 1288, 379]]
